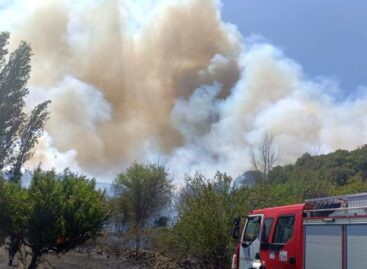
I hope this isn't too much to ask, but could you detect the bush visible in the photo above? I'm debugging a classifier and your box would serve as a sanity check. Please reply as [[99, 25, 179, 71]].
[[0, 169, 109, 269], [171, 172, 244, 269]]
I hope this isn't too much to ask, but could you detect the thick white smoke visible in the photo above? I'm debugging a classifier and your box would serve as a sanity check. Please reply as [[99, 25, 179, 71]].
[[1, 0, 367, 183]]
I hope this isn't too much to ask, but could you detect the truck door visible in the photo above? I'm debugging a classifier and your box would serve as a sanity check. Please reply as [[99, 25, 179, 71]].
[[266, 214, 297, 269], [259, 217, 274, 267], [239, 215, 262, 269]]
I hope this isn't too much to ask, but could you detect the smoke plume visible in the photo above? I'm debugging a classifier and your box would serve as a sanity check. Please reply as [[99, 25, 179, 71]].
[[2, 0, 367, 182]]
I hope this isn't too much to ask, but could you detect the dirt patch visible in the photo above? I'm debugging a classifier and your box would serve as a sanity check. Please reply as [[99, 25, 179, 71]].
[[46, 251, 148, 269], [0, 245, 148, 269], [0, 232, 199, 269]]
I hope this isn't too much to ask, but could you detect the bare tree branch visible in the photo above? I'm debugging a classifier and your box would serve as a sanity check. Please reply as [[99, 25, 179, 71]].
[[249, 131, 279, 183]]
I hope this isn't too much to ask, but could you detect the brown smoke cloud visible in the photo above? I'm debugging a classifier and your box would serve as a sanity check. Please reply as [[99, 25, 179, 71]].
[[13, 0, 241, 178], [5, 0, 367, 182]]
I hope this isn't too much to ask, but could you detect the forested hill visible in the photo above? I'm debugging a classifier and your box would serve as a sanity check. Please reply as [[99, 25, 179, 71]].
[[271, 145, 367, 185], [242, 145, 367, 210]]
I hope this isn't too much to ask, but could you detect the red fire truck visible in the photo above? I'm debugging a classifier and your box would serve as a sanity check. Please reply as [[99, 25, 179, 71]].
[[231, 193, 367, 269]]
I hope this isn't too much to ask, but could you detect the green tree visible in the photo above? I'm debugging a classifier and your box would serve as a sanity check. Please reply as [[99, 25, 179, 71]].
[[11, 101, 50, 181], [60, 170, 109, 247], [109, 197, 130, 233], [0, 32, 50, 181], [173, 172, 244, 269], [113, 162, 173, 253], [0, 32, 29, 169], [0, 177, 29, 245], [25, 170, 64, 268], [0, 169, 109, 269]]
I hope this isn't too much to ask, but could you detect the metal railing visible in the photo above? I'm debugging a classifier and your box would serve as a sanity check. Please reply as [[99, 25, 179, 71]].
[[304, 193, 367, 217]]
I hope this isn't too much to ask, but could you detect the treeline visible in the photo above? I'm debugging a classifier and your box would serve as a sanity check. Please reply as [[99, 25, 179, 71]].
[[109, 163, 243, 268], [268, 145, 367, 198], [108, 146, 367, 269], [127, 146, 367, 268], [3, 147, 366, 269]]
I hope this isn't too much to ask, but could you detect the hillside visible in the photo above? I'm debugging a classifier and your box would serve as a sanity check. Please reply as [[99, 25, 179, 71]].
[[237, 145, 367, 211]]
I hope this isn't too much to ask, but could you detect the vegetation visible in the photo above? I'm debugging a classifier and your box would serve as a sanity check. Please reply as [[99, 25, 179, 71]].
[[112, 162, 173, 253], [268, 146, 367, 196], [0, 32, 50, 182], [0, 135, 356, 266], [250, 131, 279, 183], [0, 169, 109, 269], [171, 172, 244, 268], [148, 146, 367, 268], [0, 32, 109, 268]]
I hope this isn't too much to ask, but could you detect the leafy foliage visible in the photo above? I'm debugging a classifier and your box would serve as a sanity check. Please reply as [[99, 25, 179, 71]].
[[267, 146, 367, 197], [11, 101, 51, 181], [0, 32, 50, 181], [112, 162, 173, 252], [172, 172, 245, 268], [0, 177, 29, 244], [0, 169, 109, 269]]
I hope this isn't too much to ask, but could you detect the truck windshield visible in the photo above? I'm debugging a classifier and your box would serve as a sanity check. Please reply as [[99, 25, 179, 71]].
[[243, 216, 261, 242]]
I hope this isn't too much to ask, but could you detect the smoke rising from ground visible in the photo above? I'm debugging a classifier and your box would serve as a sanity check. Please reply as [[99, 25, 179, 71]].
[[3, 0, 367, 182]]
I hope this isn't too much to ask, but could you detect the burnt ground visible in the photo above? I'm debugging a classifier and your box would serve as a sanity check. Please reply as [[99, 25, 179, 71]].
[[0, 232, 191, 269], [0, 246, 148, 269]]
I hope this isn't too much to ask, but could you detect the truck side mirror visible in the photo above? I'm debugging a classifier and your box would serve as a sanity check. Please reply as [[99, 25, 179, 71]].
[[231, 217, 241, 239], [253, 216, 261, 223]]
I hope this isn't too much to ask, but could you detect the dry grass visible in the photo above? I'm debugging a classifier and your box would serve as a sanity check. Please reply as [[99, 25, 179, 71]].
[[0, 244, 148, 269]]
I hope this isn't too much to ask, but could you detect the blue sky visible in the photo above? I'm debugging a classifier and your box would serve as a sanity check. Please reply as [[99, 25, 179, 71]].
[[221, 0, 367, 93]]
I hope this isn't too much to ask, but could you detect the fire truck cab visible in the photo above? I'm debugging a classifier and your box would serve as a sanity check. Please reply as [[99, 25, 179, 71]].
[[231, 193, 367, 269]]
